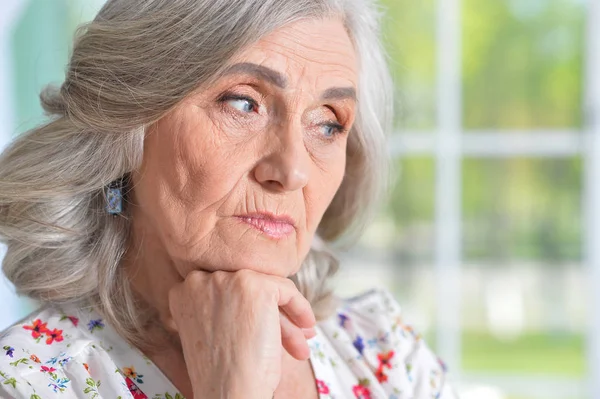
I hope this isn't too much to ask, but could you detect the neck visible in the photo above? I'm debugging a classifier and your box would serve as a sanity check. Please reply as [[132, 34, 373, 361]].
[[123, 209, 183, 326], [119, 215, 194, 396]]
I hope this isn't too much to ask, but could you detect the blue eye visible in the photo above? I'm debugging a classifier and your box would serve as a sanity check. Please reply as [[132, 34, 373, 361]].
[[227, 98, 256, 113], [218, 93, 258, 114], [320, 122, 344, 138]]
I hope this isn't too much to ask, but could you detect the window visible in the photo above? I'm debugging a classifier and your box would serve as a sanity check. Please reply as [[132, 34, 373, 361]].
[[1, 1, 597, 398], [344, 0, 595, 397]]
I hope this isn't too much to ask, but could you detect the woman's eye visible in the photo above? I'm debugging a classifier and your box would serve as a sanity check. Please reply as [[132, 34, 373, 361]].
[[225, 97, 257, 113], [320, 122, 345, 138]]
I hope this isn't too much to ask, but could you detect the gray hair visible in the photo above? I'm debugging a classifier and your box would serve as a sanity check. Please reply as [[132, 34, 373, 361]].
[[0, 0, 392, 346]]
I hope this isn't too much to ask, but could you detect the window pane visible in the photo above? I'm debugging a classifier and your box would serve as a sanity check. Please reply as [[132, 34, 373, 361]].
[[463, 0, 585, 129], [460, 158, 585, 379], [385, 156, 435, 264], [380, 0, 436, 131], [463, 157, 582, 262], [337, 157, 436, 330]]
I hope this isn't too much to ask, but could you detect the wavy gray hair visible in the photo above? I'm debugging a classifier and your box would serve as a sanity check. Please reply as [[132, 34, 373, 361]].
[[0, 0, 392, 346]]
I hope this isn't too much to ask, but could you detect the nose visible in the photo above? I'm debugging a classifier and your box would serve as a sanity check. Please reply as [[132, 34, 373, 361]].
[[253, 129, 310, 192]]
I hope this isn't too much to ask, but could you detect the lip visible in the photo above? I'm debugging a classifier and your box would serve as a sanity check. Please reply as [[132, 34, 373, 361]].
[[234, 212, 296, 239]]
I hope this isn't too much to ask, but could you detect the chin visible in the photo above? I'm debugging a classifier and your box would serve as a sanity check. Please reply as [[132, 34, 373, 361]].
[[214, 219, 306, 275], [176, 219, 309, 277], [182, 240, 301, 279], [228, 244, 301, 277]]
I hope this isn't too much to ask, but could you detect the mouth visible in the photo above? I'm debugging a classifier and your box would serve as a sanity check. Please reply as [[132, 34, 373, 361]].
[[234, 212, 296, 240]]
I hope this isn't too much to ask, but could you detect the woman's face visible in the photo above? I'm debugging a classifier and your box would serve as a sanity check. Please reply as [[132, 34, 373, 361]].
[[132, 18, 358, 278]]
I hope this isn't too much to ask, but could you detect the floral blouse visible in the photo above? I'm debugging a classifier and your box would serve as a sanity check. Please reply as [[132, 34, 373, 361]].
[[0, 289, 457, 399]]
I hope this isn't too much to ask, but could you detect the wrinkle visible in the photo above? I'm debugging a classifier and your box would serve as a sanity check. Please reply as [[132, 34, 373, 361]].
[[129, 18, 353, 283]]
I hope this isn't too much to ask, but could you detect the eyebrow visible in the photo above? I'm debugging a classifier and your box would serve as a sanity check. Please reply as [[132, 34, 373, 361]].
[[221, 62, 357, 102], [221, 62, 288, 88], [320, 87, 357, 102]]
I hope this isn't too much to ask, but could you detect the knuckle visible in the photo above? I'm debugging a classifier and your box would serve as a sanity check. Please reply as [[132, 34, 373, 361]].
[[210, 270, 230, 291], [211, 270, 228, 283], [284, 277, 296, 289], [232, 269, 255, 289], [282, 277, 299, 293], [185, 270, 204, 287]]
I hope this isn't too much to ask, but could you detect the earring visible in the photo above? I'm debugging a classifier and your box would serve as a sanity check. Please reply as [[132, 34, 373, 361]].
[[105, 179, 123, 215]]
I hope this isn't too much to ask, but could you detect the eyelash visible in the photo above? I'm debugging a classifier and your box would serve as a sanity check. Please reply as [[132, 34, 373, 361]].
[[217, 93, 259, 113], [217, 92, 347, 139], [319, 121, 346, 138]]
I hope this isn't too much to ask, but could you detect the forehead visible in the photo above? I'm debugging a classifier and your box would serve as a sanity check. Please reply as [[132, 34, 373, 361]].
[[230, 18, 358, 89]]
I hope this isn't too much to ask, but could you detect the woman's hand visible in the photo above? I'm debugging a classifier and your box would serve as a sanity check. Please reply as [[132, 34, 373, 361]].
[[167, 269, 316, 399]]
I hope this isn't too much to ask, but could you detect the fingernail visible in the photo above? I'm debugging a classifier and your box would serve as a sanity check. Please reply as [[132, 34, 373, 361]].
[[303, 327, 316, 338]]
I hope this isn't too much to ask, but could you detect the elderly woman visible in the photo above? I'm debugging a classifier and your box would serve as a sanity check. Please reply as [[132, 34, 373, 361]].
[[0, 0, 456, 398]]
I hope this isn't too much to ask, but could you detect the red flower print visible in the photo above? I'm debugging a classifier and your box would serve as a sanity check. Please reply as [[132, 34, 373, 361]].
[[123, 366, 144, 384], [23, 319, 49, 339], [316, 379, 330, 394], [377, 350, 395, 370], [41, 366, 56, 373], [375, 366, 388, 383], [352, 384, 372, 399], [59, 315, 79, 326], [30, 354, 41, 363], [125, 377, 148, 399], [83, 363, 90, 374], [45, 328, 64, 345]]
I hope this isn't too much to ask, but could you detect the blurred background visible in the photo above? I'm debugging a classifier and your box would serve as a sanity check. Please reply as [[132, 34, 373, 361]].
[[0, 0, 597, 398]]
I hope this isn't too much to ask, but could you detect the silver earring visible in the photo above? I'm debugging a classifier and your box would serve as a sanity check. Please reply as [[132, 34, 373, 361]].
[[105, 179, 124, 215]]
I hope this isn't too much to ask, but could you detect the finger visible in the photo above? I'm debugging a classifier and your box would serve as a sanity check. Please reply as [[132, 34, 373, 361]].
[[279, 312, 311, 361], [303, 327, 316, 339], [166, 270, 212, 332], [272, 279, 316, 329]]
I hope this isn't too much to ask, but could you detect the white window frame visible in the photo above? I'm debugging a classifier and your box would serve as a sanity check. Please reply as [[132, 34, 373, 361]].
[[387, 0, 597, 397], [1, 0, 597, 397]]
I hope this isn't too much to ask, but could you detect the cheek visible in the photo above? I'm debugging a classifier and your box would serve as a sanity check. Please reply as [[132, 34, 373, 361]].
[[164, 114, 245, 202], [134, 113, 244, 234], [306, 148, 347, 229]]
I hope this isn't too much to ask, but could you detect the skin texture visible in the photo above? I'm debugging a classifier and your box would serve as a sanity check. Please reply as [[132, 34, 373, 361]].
[[124, 17, 358, 399]]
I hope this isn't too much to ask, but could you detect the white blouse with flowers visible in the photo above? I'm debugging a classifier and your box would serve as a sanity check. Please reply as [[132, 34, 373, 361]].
[[0, 289, 457, 399]]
